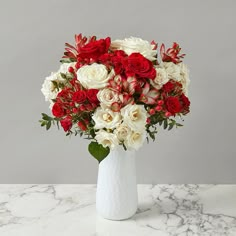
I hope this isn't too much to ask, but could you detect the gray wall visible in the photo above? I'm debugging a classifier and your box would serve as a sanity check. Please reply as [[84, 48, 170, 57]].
[[0, 0, 235, 183]]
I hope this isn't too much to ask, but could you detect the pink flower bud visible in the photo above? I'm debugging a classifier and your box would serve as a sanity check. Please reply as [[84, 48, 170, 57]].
[[68, 67, 74, 73], [165, 111, 172, 117], [146, 117, 151, 124], [155, 105, 162, 111], [149, 108, 155, 115]]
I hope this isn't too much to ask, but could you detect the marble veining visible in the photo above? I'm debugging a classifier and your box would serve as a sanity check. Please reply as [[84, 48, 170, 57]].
[[0, 184, 235, 236]]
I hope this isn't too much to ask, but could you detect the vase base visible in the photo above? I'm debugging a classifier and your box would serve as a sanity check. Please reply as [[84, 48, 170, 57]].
[[97, 207, 137, 221]]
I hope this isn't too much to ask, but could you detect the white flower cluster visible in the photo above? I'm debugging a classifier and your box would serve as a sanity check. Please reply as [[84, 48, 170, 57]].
[[93, 104, 147, 150], [152, 62, 190, 95], [41, 62, 76, 108]]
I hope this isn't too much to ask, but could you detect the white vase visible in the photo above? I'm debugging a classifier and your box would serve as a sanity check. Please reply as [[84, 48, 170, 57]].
[[96, 146, 138, 220]]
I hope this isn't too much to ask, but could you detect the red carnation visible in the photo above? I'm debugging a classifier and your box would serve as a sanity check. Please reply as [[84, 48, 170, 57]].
[[87, 89, 99, 104], [52, 103, 65, 118], [79, 37, 111, 60], [111, 50, 127, 74], [162, 81, 175, 93], [124, 53, 156, 79], [165, 96, 182, 115], [72, 90, 87, 103], [60, 116, 72, 132]]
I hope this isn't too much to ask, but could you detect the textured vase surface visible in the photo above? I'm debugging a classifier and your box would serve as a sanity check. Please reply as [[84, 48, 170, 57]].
[[96, 147, 138, 220]]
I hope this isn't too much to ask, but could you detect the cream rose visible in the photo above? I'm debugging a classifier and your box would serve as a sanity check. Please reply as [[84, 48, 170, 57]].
[[125, 131, 146, 150], [41, 62, 76, 108], [121, 104, 147, 132], [110, 37, 157, 61], [92, 107, 121, 129], [151, 67, 169, 89], [76, 63, 114, 89], [95, 130, 119, 149], [114, 123, 132, 142], [97, 88, 119, 107]]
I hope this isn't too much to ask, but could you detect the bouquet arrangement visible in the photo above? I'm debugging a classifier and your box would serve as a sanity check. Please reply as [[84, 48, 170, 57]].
[[40, 35, 190, 162]]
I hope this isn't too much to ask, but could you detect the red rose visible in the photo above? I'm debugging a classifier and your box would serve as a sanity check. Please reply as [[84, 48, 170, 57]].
[[165, 96, 182, 114], [79, 37, 111, 60], [78, 121, 87, 131], [86, 89, 99, 104], [72, 90, 87, 103], [60, 116, 72, 132], [180, 94, 190, 114], [124, 53, 156, 79], [52, 103, 65, 118], [162, 81, 175, 93]]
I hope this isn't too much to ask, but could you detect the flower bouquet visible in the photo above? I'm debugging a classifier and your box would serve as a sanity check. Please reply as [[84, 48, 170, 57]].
[[40, 34, 190, 220]]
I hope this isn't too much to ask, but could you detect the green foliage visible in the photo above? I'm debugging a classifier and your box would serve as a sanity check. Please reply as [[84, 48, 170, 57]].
[[60, 58, 76, 63], [88, 141, 110, 163], [39, 113, 59, 131], [146, 115, 184, 142]]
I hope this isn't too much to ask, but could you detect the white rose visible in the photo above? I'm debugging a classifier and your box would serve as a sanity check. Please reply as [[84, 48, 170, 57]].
[[97, 88, 119, 107], [41, 63, 76, 108], [92, 107, 121, 129], [77, 63, 114, 89], [125, 131, 146, 150], [110, 37, 157, 61], [179, 63, 190, 95], [121, 104, 147, 132], [151, 67, 169, 89], [95, 130, 119, 149], [161, 62, 181, 81], [114, 124, 132, 142]]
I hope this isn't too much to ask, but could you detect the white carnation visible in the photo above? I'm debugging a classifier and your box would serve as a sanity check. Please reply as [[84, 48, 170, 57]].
[[160, 62, 181, 81], [160, 62, 190, 95], [110, 37, 157, 61], [41, 62, 76, 108], [151, 67, 169, 89], [77, 63, 114, 89], [59, 62, 76, 74], [95, 130, 119, 149], [121, 104, 147, 132], [97, 88, 119, 107], [179, 63, 190, 95], [92, 107, 121, 129], [125, 131, 146, 150]]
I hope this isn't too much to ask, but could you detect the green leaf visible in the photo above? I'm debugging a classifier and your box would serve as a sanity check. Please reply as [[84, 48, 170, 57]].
[[168, 122, 174, 130], [60, 73, 67, 79], [46, 121, 51, 130], [89, 129, 96, 138], [60, 58, 76, 63], [88, 141, 110, 163], [164, 119, 168, 129]]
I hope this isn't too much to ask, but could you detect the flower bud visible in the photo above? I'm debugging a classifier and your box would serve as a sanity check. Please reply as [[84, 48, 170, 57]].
[[149, 108, 155, 115], [155, 105, 162, 111]]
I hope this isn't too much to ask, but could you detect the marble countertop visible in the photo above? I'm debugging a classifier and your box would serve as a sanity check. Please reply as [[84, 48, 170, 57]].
[[0, 185, 235, 236]]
